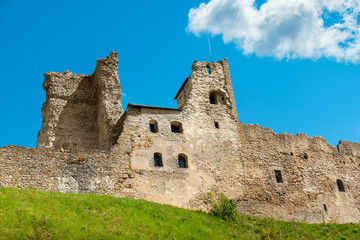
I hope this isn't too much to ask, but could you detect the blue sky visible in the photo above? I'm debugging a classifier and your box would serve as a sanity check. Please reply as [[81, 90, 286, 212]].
[[0, 0, 359, 148]]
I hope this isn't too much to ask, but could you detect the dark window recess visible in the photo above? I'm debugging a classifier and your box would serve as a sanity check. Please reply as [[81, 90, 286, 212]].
[[149, 120, 158, 133], [337, 179, 345, 192], [323, 204, 328, 212], [304, 153, 309, 160], [274, 170, 283, 183], [150, 124, 156, 132], [210, 94, 216, 104], [171, 122, 183, 133], [215, 122, 219, 129], [178, 155, 188, 168], [209, 91, 225, 105], [206, 65, 210, 74], [154, 153, 163, 167]]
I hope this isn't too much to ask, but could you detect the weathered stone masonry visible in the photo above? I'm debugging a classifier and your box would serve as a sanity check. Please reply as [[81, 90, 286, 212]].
[[1, 52, 360, 223], [37, 52, 123, 150]]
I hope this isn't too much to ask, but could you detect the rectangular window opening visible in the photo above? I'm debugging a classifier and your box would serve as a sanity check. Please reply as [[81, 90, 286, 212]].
[[215, 122, 219, 129], [171, 122, 183, 133], [154, 153, 163, 167], [150, 123, 157, 133], [274, 170, 283, 183]]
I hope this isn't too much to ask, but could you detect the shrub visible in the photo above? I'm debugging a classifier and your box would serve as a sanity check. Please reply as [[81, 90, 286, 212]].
[[259, 218, 280, 240], [208, 192, 237, 221]]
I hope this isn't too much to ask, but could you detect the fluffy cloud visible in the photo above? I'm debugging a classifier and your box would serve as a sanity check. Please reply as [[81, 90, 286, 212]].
[[187, 0, 360, 62]]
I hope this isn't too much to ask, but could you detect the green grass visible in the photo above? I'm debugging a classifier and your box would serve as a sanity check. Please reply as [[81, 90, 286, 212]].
[[0, 188, 359, 239]]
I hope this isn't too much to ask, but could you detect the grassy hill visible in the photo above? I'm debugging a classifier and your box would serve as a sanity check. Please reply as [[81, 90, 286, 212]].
[[0, 188, 359, 239]]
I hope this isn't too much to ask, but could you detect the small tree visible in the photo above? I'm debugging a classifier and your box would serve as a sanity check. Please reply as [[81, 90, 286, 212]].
[[208, 192, 238, 221]]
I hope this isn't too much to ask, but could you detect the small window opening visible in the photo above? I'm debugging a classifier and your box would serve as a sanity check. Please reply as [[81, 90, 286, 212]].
[[149, 120, 158, 133], [274, 170, 283, 183], [171, 121, 183, 133], [215, 122, 219, 129], [323, 204, 328, 212], [210, 93, 216, 104], [209, 91, 225, 105], [290, 152, 294, 156], [206, 65, 210, 74], [178, 154, 188, 168], [154, 153, 163, 167], [336, 179, 345, 192], [304, 153, 309, 160]]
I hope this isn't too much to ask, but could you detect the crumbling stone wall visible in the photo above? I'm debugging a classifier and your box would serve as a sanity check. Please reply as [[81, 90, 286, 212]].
[[233, 123, 360, 223], [37, 52, 123, 150], [2, 53, 360, 224], [0, 145, 134, 196]]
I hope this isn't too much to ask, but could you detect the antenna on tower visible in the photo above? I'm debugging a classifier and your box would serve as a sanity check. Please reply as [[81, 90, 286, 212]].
[[208, 35, 213, 62]]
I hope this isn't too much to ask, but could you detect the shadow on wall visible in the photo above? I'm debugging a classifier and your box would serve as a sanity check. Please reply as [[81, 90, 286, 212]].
[[54, 76, 100, 149]]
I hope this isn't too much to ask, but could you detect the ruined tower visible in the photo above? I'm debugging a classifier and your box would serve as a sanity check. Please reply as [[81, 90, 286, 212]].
[[37, 52, 123, 150]]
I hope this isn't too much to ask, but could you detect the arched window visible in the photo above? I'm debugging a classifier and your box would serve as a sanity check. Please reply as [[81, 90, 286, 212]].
[[336, 179, 345, 192], [209, 91, 225, 104], [154, 153, 163, 167], [178, 154, 188, 168], [171, 121, 183, 133], [149, 120, 158, 133]]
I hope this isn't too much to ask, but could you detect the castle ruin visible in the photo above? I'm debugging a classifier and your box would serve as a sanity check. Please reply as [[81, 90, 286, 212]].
[[1, 52, 360, 223]]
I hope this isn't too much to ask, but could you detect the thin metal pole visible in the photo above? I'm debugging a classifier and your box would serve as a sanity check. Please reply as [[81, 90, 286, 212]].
[[208, 35, 213, 62]]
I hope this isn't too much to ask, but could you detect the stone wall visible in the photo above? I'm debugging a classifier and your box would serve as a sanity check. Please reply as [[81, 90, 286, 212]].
[[2, 53, 360, 224], [110, 105, 217, 208], [0, 145, 139, 198], [234, 123, 360, 223]]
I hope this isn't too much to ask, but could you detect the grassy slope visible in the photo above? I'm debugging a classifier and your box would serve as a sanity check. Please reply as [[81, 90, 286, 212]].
[[0, 188, 359, 240]]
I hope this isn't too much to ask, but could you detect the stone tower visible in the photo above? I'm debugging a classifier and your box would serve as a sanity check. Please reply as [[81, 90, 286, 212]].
[[175, 59, 238, 122], [37, 52, 123, 150]]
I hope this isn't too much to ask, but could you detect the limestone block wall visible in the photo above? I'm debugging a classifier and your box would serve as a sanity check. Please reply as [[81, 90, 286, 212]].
[[37, 52, 123, 150], [234, 123, 360, 223], [0, 145, 138, 198], [111, 105, 216, 208]]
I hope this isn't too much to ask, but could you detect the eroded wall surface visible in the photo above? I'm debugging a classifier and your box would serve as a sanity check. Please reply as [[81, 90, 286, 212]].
[[234, 124, 360, 223], [0, 145, 136, 198], [37, 52, 123, 150]]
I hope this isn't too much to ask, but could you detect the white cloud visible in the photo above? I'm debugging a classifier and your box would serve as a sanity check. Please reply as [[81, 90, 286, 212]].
[[187, 0, 360, 62]]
